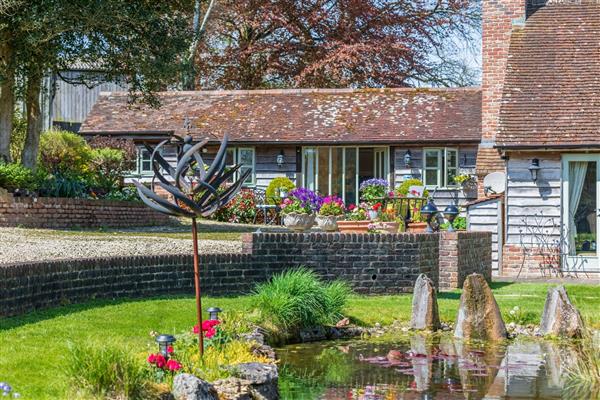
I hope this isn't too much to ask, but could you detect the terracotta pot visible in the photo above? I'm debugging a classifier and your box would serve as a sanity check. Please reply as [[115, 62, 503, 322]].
[[315, 215, 341, 232], [337, 220, 371, 233], [406, 222, 428, 233], [380, 222, 400, 234], [283, 213, 315, 232]]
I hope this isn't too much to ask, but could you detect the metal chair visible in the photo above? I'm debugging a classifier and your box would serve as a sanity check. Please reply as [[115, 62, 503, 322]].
[[253, 188, 280, 225]]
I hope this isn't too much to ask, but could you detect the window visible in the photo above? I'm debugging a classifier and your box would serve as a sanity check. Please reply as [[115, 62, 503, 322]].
[[227, 147, 256, 186], [422, 148, 458, 187], [130, 147, 158, 177]]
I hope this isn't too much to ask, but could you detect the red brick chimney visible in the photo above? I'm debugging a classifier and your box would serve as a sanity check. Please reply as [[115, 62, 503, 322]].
[[476, 0, 527, 191]]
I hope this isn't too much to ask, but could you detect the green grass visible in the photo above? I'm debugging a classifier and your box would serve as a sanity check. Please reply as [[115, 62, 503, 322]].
[[1, 283, 599, 399]]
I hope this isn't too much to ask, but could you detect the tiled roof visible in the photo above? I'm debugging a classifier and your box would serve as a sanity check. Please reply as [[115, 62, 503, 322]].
[[497, 2, 600, 148], [80, 88, 482, 144]]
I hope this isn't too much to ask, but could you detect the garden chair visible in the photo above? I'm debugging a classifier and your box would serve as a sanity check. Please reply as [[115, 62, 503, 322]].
[[253, 188, 280, 225]]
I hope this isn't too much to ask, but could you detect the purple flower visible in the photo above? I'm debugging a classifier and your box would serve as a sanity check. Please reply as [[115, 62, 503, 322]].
[[359, 178, 389, 190]]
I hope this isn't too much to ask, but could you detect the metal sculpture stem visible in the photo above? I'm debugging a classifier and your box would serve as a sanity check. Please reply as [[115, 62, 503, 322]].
[[192, 217, 204, 355]]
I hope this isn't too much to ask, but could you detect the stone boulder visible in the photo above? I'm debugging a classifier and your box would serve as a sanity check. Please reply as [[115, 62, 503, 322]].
[[540, 286, 585, 338], [213, 377, 253, 400], [232, 362, 279, 400], [410, 274, 441, 331], [454, 273, 507, 341], [172, 373, 218, 400]]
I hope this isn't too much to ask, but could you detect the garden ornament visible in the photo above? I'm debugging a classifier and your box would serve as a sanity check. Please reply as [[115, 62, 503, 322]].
[[133, 132, 250, 356]]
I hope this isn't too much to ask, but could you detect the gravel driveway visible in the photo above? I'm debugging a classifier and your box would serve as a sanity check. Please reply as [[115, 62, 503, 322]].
[[0, 227, 242, 264]]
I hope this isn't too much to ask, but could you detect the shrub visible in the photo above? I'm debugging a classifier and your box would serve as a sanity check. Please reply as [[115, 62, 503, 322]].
[[10, 111, 26, 163], [565, 333, 600, 398], [89, 135, 137, 163], [65, 342, 159, 400], [0, 162, 36, 191], [214, 189, 257, 223], [90, 147, 128, 195], [39, 130, 93, 176], [253, 268, 351, 333], [396, 178, 429, 198], [265, 177, 296, 205], [359, 178, 389, 204], [440, 216, 467, 230], [38, 173, 90, 198], [280, 188, 322, 215], [103, 186, 140, 202]]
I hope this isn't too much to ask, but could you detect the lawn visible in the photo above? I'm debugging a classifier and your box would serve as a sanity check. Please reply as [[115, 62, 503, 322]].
[[1, 282, 599, 399]]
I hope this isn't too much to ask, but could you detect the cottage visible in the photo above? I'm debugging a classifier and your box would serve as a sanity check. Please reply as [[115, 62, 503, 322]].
[[475, 0, 600, 275], [80, 88, 482, 208]]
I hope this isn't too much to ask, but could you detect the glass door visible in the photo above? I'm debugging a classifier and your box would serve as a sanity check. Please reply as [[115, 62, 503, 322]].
[[562, 155, 600, 272]]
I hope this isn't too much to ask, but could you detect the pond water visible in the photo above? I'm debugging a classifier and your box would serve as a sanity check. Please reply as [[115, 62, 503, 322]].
[[277, 334, 580, 400]]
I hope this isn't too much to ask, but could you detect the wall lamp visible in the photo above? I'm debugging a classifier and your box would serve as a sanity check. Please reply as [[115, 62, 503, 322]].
[[529, 158, 541, 183], [276, 150, 285, 167], [404, 150, 412, 167]]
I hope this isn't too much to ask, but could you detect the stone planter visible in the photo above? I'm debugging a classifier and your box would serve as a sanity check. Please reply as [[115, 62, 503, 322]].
[[337, 220, 371, 233], [379, 222, 400, 234], [315, 215, 341, 232], [282, 213, 315, 232], [406, 222, 428, 233]]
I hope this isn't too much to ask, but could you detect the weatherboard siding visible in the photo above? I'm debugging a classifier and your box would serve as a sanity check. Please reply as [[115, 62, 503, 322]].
[[467, 198, 503, 274]]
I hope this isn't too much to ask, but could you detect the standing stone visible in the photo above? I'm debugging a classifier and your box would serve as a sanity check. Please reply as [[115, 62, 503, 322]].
[[454, 273, 507, 341], [173, 373, 218, 400], [410, 274, 441, 331], [540, 286, 585, 338]]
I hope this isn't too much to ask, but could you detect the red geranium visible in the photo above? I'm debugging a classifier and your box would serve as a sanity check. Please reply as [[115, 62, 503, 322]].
[[193, 320, 221, 337], [348, 204, 356, 211], [372, 202, 383, 211], [154, 354, 166, 368], [166, 359, 182, 371]]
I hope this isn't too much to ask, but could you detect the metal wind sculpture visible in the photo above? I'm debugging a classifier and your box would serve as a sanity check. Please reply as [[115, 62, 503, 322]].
[[133, 133, 250, 355]]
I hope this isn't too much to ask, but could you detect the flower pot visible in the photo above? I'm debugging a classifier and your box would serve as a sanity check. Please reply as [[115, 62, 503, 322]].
[[406, 222, 428, 233], [380, 222, 400, 234], [337, 220, 371, 233], [316, 215, 341, 232], [283, 213, 315, 232], [368, 210, 379, 220]]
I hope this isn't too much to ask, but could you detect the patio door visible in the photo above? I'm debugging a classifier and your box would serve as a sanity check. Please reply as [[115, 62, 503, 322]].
[[562, 154, 600, 272]]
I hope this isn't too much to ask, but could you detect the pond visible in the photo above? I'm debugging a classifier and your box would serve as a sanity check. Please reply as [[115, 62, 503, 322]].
[[277, 334, 580, 400]]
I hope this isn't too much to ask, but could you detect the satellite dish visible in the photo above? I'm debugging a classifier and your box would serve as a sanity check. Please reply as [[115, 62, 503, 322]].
[[483, 172, 506, 195]]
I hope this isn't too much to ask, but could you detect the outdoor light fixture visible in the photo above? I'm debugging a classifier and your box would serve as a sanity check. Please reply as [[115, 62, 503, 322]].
[[420, 199, 439, 233], [529, 158, 541, 183], [443, 204, 460, 232], [404, 150, 412, 167], [207, 307, 222, 321], [156, 334, 176, 358], [279, 187, 289, 199], [276, 150, 285, 167]]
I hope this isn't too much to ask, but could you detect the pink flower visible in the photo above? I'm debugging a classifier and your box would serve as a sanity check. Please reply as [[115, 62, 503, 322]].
[[155, 354, 166, 369], [205, 327, 217, 338], [193, 324, 200, 334], [202, 320, 220, 331], [167, 346, 174, 354], [147, 353, 157, 364], [166, 359, 182, 371], [348, 204, 356, 211], [388, 191, 395, 198]]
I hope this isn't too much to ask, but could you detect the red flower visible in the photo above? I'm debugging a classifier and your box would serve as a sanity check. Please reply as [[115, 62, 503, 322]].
[[147, 353, 157, 364], [167, 346, 174, 354], [201, 320, 220, 331], [372, 202, 382, 211], [348, 204, 356, 211], [193, 324, 200, 334], [205, 327, 217, 338], [166, 359, 182, 371], [155, 354, 166, 369]]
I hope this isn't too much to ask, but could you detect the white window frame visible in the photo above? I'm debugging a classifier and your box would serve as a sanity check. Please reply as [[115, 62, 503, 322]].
[[227, 147, 256, 186], [129, 146, 160, 177], [422, 147, 459, 188]]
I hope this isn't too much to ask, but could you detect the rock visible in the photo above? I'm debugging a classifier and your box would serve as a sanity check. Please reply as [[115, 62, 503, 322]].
[[172, 373, 218, 400], [454, 273, 507, 341], [540, 286, 585, 338], [335, 317, 350, 327], [240, 327, 267, 345], [212, 378, 253, 400], [410, 274, 441, 331], [299, 326, 327, 342], [232, 363, 279, 400], [387, 350, 403, 361]]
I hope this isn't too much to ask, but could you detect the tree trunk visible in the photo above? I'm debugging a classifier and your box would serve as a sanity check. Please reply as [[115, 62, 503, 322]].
[[0, 36, 14, 164], [21, 75, 42, 170]]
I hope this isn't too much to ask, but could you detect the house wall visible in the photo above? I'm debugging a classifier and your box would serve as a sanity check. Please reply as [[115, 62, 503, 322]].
[[467, 197, 503, 275], [393, 145, 479, 208], [503, 151, 562, 274]]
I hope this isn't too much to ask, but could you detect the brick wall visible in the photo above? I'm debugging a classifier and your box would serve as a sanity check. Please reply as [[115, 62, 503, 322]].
[[0, 232, 491, 317], [0, 193, 172, 228], [501, 244, 560, 276], [477, 0, 525, 179], [439, 232, 493, 290]]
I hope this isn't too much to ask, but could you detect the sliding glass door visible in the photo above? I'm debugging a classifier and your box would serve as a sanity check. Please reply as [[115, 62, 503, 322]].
[[302, 146, 389, 204]]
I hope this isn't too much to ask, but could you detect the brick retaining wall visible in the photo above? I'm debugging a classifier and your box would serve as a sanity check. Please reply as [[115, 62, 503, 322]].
[[0, 231, 491, 317], [0, 192, 171, 228], [438, 231, 493, 290]]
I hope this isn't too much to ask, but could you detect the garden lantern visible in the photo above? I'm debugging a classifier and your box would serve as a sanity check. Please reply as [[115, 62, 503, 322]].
[[529, 158, 541, 183], [443, 204, 460, 232], [133, 126, 250, 357], [207, 306, 222, 321], [420, 199, 439, 233], [279, 187, 288, 199], [156, 334, 176, 358], [404, 150, 412, 167]]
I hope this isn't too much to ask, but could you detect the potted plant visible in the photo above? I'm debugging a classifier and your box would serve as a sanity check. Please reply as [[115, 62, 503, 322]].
[[280, 188, 321, 232], [377, 209, 400, 233], [316, 195, 345, 232], [395, 178, 429, 233], [338, 204, 370, 233], [360, 178, 389, 205], [453, 174, 477, 192], [369, 201, 383, 220]]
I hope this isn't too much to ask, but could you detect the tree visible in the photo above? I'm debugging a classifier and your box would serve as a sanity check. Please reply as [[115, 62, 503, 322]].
[[195, 0, 481, 90], [0, 0, 193, 169]]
